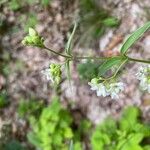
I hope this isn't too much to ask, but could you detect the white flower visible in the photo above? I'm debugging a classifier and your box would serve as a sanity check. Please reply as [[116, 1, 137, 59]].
[[136, 65, 150, 93], [88, 78, 124, 99], [88, 78, 99, 91], [41, 64, 62, 85], [108, 82, 124, 99], [41, 69, 54, 83], [88, 83, 99, 91], [96, 83, 109, 97]]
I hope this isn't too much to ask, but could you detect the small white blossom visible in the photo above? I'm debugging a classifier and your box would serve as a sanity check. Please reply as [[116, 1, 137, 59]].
[[41, 69, 54, 83], [88, 78, 99, 91], [136, 65, 150, 92], [107, 82, 124, 99], [88, 78, 124, 99], [41, 64, 62, 85], [96, 83, 109, 97]]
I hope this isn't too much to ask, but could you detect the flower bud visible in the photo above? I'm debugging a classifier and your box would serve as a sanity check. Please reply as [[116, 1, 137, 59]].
[[22, 27, 44, 48], [29, 28, 38, 36]]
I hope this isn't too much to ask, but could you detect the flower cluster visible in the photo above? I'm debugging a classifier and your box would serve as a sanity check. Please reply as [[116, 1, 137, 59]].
[[136, 65, 150, 92], [41, 63, 61, 85], [88, 78, 124, 99], [22, 28, 44, 48]]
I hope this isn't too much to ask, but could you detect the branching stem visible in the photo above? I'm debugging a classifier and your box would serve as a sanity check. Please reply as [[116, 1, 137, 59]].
[[45, 46, 150, 65], [45, 46, 121, 61]]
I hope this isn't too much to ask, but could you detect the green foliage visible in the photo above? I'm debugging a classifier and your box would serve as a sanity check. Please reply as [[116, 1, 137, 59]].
[[65, 59, 72, 86], [22, 27, 44, 47], [69, 140, 74, 150], [50, 63, 62, 84], [17, 99, 44, 118], [7, 0, 51, 11], [65, 23, 77, 85], [120, 22, 150, 54], [0, 140, 27, 150], [4, 140, 26, 150], [77, 58, 125, 80], [98, 56, 127, 77], [74, 119, 92, 141], [41, 0, 51, 6], [27, 97, 83, 150], [3, 0, 51, 34], [0, 90, 9, 108], [77, 60, 102, 80], [0, 123, 26, 150], [8, 0, 22, 11], [78, 0, 119, 47], [65, 23, 77, 56], [24, 13, 38, 32], [91, 106, 150, 150]]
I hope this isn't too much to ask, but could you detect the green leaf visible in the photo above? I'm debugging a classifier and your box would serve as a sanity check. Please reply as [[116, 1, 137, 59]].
[[98, 56, 124, 76], [27, 132, 41, 147], [69, 140, 73, 150], [119, 106, 140, 132], [77, 60, 101, 80], [65, 23, 77, 55], [120, 21, 150, 54], [128, 133, 144, 144], [102, 17, 119, 27], [117, 133, 144, 150], [143, 145, 150, 150], [41, 0, 50, 6], [4, 140, 26, 150], [65, 60, 71, 85]]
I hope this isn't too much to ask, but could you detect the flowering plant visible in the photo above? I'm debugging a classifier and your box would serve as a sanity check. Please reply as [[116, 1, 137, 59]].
[[22, 22, 150, 99]]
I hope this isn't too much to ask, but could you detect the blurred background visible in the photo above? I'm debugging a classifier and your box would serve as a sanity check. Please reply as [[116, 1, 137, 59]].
[[0, 0, 150, 150]]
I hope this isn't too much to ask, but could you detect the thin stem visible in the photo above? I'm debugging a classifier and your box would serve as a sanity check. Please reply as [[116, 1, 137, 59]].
[[44, 46, 71, 58], [128, 57, 150, 64], [73, 56, 113, 60], [44, 46, 150, 64], [44, 46, 118, 60]]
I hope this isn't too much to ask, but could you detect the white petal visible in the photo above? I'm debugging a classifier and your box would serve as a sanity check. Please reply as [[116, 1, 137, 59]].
[[88, 82, 98, 91], [111, 92, 119, 99], [96, 90, 102, 96]]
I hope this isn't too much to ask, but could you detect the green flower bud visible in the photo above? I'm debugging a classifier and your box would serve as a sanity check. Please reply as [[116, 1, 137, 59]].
[[22, 27, 44, 48], [29, 27, 38, 36], [55, 76, 61, 85], [50, 64, 61, 85], [91, 78, 99, 84]]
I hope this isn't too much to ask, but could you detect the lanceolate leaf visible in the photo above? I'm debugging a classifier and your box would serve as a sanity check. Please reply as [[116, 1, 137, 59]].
[[98, 56, 124, 76], [65, 23, 77, 55], [65, 60, 71, 86], [120, 21, 150, 54]]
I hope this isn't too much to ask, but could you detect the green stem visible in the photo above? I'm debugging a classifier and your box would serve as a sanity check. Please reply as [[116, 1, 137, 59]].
[[44, 46, 117, 60], [44, 46, 150, 82], [45, 46, 150, 64], [44, 46, 71, 58], [128, 57, 150, 64], [73, 56, 112, 60]]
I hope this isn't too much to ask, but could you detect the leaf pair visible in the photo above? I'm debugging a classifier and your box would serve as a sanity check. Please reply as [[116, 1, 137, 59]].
[[65, 23, 77, 83]]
